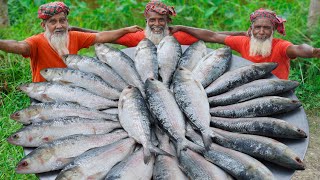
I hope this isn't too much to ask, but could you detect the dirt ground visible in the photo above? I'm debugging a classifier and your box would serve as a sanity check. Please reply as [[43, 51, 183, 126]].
[[292, 111, 320, 180]]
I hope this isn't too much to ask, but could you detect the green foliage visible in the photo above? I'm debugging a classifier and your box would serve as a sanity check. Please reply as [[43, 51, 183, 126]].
[[0, 0, 319, 178]]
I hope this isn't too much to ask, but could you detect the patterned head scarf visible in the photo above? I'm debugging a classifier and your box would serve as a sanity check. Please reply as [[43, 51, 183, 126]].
[[38, 1, 70, 20], [250, 8, 286, 36], [144, 0, 176, 23]]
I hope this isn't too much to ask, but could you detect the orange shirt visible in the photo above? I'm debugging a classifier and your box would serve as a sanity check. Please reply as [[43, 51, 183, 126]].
[[225, 36, 293, 79], [24, 31, 96, 82], [115, 30, 198, 47]]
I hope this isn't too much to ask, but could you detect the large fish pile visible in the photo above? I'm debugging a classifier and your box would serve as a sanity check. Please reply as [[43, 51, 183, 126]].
[[7, 37, 307, 180]]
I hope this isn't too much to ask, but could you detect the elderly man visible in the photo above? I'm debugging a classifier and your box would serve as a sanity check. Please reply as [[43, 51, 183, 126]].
[[71, 0, 245, 47], [170, 8, 320, 79], [0, 1, 143, 82]]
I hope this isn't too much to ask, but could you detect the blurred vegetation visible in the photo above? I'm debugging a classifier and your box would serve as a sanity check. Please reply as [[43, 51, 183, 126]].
[[0, 0, 319, 179]]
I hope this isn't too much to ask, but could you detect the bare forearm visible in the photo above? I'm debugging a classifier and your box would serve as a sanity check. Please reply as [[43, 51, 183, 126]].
[[69, 26, 99, 33], [174, 25, 226, 44], [95, 25, 143, 44], [0, 40, 29, 55], [287, 44, 318, 58], [216, 31, 247, 36]]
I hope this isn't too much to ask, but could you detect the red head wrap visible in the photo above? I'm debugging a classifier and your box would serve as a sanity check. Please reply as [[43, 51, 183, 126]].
[[144, 0, 176, 23], [38, 1, 70, 20], [250, 8, 286, 36]]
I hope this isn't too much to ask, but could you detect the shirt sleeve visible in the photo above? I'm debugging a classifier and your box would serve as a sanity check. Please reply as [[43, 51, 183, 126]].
[[23, 35, 39, 58], [115, 31, 145, 47], [224, 36, 248, 53], [276, 39, 293, 59], [173, 31, 198, 45], [73, 31, 96, 48]]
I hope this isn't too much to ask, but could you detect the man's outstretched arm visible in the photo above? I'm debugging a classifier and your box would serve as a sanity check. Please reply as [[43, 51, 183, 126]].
[[0, 40, 30, 56], [287, 44, 320, 59], [94, 25, 143, 43], [170, 25, 229, 44], [69, 26, 99, 33]]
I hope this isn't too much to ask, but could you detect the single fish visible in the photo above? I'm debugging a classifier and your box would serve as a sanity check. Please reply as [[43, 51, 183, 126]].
[[10, 102, 118, 124], [209, 79, 300, 106], [178, 40, 207, 70], [56, 138, 136, 180], [192, 47, 231, 88], [134, 38, 158, 82], [7, 117, 122, 147], [205, 62, 278, 96], [210, 96, 302, 118], [157, 36, 182, 87], [62, 54, 128, 91], [19, 82, 118, 110], [40, 68, 120, 99], [15, 130, 128, 174]]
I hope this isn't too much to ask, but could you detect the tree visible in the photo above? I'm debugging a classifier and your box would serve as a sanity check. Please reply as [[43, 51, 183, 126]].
[[307, 0, 320, 33], [0, 0, 9, 27]]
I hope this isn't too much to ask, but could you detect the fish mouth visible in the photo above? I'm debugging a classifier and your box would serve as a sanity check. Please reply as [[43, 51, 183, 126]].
[[10, 112, 20, 120]]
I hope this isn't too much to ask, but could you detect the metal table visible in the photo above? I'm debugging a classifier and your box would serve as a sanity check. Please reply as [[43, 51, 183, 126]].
[[25, 45, 309, 180]]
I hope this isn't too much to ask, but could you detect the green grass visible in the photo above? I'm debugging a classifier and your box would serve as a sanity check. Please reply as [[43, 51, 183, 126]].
[[1, 0, 319, 178]]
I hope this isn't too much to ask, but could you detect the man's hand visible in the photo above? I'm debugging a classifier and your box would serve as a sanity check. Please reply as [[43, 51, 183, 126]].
[[313, 48, 320, 58], [125, 25, 143, 33], [168, 25, 181, 35]]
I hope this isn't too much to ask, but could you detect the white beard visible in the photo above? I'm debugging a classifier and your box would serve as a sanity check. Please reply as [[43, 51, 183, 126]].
[[44, 26, 69, 57], [249, 32, 273, 58], [145, 24, 169, 45]]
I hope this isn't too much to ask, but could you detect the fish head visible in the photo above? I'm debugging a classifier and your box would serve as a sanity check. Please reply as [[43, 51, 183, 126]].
[[56, 166, 84, 180], [173, 67, 193, 83], [63, 54, 82, 66], [16, 158, 32, 174], [145, 78, 166, 93], [10, 106, 41, 124], [40, 68, 58, 81], [18, 83, 46, 95], [7, 130, 29, 146]]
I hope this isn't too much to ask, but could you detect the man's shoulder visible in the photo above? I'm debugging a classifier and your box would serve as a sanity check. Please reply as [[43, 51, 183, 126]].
[[225, 35, 249, 45], [272, 38, 293, 46]]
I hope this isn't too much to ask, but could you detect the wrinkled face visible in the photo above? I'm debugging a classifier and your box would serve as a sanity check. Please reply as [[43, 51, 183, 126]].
[[251, 18, 274, 41], [146, 11, 168, 34], [41, 12, 68, 35]]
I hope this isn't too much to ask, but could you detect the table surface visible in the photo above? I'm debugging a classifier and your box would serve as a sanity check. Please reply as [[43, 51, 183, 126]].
[[25, 45, 309, 180]]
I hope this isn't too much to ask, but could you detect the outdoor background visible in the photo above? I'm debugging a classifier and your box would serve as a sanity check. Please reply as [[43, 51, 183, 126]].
[[0, 0, 319, 179]]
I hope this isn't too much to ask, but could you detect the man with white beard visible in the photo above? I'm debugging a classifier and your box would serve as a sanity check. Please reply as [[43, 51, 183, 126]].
[[0, 1, 143, 83], [70, 0, 245, 47], [170, 8, 320, 79]]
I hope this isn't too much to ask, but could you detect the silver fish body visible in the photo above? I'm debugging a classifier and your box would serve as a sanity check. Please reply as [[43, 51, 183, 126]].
[[210, 116, 307, 139], [10, 102, 118, 124], [178, 40, 207, 70], [153, 131, 188, 180], [205, 62, 278, 96], [15, 130, 128, 174], [19, 82, 118, 110], [212, 127, 305, 170], [192, 47, 231, 88], [179, 148, 233, 180], [56, 138, 136, 180], [95, 43, 145, 95], [119, 86, 169, 163], [40, 68, 120, 99], [172, 67, 212, 149], [185, 126, 274, 180], [134, 38, 158, 82], [210, 96, 302, 118], [209, 79, 300, 106], [157, 36, 182, 87], [145, 78, 189, 154], [63, 54, 128, 91], [7, 117, 122, 147], [105, 147, 154, 180]]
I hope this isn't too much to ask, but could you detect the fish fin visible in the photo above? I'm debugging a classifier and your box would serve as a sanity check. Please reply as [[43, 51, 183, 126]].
[[41, 94, 53, 101], [202, 132, 213, 150], [59, 80, 72, 85], [57, 157, 74, 165], [87, 172, 104, 180], [186, 140, 205, 154], [143, 147, 152, 164], [238, 97, 254, 103], [149, 144, 174, 159]]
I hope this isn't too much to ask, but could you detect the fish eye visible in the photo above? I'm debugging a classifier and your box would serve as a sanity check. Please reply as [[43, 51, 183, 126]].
[[21, 161, 28, 167], [13, 134, 19, 139]]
